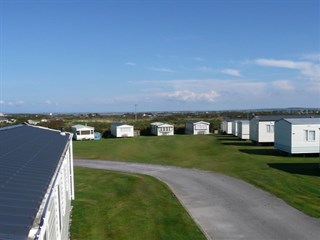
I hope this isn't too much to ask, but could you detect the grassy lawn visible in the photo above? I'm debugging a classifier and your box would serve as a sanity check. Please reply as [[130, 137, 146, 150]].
[[70, 167, 206, 240], [74, 134, 320, 217]]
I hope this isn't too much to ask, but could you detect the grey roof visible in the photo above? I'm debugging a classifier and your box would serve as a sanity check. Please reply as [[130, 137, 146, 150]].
[[237, 120, 250, 123], [186, 120, 210, 124], [282, 118, 320, 125], [0, 124, 71, 239], [111, 122, 133, 127], [251, 115, 317, 121], [72, 124, 94, 130]]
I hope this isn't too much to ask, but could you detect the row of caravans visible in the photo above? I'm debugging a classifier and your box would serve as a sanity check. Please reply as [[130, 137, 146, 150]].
[[72, 120, 211, 140], [221, 115, 320, 155]]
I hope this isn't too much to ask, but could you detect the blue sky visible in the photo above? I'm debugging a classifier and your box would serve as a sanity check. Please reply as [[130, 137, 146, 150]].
[[0, 0, 319, 113]]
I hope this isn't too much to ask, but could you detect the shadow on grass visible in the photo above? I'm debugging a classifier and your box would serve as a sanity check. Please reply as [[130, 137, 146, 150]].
[[216, 136, 239, 141], [239, 148, 285, 156], [268, 163, 320, 177], [222, 141, 253, 146]]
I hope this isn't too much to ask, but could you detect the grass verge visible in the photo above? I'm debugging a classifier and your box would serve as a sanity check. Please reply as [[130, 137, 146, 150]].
[[70, 167, 206, 240], [73, 134, 320, 217]]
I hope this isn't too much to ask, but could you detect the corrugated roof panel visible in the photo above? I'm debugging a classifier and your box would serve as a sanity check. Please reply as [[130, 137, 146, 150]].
[[283, 118, 320, 124], [253, 115, 318, 121], [0, 124, 71, 239]]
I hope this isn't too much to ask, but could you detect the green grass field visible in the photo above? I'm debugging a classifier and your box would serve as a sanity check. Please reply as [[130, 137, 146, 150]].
[[74, 134, 320, 217], [71, 168, 206, 240]]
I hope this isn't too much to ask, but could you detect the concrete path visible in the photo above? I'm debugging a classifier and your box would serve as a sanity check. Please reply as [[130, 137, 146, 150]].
[[75, 159, 320, 240]]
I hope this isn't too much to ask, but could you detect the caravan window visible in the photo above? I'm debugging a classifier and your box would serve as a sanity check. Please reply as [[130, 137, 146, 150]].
[[304, 130, 316, 141], [266, 125, 274, 133]]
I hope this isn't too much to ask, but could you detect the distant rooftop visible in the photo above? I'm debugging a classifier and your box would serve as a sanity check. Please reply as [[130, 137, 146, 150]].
[[186, 120, 210, 124], [282, 118, 320, 125], [72, 124, 94, 129], [252, 115, 317, 121], [111, 122, 133, 127]]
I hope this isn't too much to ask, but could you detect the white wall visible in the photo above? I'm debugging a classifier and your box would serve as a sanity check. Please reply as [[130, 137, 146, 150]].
[[227, 122, 233, 134], [258, 121, 275, 143], [232, 121, 238, 136], [275, 120, 320, 154], [33, 139, 74, 240], [291, 124, 320, 153], [250, 118, 275, 143], [238, 121, 250, 140], [111, 124, 134, 137], [186, 121, 210, 135], [221, 121, 232, 134], [151, 123, 174, 136]]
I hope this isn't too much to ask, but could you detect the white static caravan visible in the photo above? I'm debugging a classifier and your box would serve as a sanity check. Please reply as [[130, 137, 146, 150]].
[[249, 115, 285, 144], [220, 119, 233, 134], [274, 118, 320, 154], [111, 123, 134, 137], [237, 120, 250, 140], [185, 120, 210, 135], [71, 124, 95, 140], [0, 125, 74, 240], [150, 122, 174, 136], [249, 115, 315, 144]]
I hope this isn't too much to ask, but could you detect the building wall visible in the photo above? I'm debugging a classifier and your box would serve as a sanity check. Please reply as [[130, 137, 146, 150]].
[[186, 122, 210, 135], [35, 140, 74, 240], [232, 121, 238, 136], [274, 120, 292, 153], [291, 124, 320, 153], [111, 125, 134, 137], [249, 118, 259, 142], [227, 122, 233, 134], [258, 121, 275, 143], [275, 120, 320, 154], [151, 124, 174, 136], [221, 121, 232, 134], [238, 121, 250, 140]]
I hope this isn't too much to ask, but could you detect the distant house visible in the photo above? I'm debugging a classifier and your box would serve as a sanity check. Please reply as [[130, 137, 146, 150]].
[[274, 118, 320, 154], [111, 123, 134, 137], [237, 120, 250, 140], [71, 124, 95, 140], [220, 119, 233, 134], [0, 124, 74, 239], [185, 120, 210, 135], [0, 117, 8, 123], [27, 119, 40, 125], [150, 122, 174, 136], [249, 115, 316, 144]]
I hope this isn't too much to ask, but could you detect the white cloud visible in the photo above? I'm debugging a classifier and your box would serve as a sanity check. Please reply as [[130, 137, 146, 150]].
[[45, 100, 59, 106], [271, 80, 295, 92], [255, 58, 320, 82], [160, 90, 219, 102], [149, 67, 176, 73], [221, 68, 242, 77], [125, 62, 136, 66], [301, 53, 320, 62], [197, 66, 214, 72], [193, 57, 205, 61], [7, 100, 25, 106], [0, 100, 4, 105]]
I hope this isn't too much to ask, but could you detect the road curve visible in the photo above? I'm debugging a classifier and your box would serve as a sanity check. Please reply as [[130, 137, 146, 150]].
[[75, 159, 320, 240]]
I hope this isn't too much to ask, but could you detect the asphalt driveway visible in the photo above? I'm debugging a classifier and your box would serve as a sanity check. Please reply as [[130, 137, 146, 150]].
[[75, 159, 320, 240]]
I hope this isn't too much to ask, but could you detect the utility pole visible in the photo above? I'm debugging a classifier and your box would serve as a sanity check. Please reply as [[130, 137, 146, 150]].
[[134, 104, 138, 121]]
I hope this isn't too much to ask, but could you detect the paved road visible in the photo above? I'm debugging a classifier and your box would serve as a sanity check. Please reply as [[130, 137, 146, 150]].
[[75, 159, 320, 240]]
